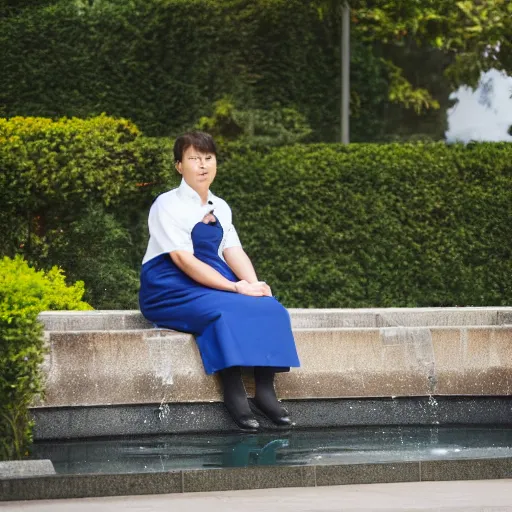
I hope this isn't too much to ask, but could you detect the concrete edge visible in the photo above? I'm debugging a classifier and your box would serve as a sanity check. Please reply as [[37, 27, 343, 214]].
[[31, 396, 512, 440], [41, 325, 512, 335], [0, 460, 55, 479], [2, 457, 512, 501], [37, 307, 512, 332]]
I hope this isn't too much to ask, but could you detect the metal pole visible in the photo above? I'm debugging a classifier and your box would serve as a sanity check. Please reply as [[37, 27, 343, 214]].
[[341, 1, 350, 144]]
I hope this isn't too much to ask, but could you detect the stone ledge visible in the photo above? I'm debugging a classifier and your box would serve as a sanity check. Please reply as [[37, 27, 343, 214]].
[[37, 325, 512, 407], [2, 458, 512, 501], [0, 460, 55, 479], [38, 307, 512, 332]]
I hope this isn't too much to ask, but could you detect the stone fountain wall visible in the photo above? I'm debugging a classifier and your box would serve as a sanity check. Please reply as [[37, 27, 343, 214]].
[[32, 308, 512, 438]]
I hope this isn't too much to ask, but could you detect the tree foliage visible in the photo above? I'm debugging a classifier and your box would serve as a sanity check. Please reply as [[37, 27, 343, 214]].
[[313, 0, 512, 111]]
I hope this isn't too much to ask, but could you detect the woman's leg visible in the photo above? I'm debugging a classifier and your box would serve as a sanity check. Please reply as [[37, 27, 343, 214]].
[[253, 367, 292, 426], [218, 366, 259, 431]]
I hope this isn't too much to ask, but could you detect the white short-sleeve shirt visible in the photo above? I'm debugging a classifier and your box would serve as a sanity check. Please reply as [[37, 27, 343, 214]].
[[142, 179, 242, 264]]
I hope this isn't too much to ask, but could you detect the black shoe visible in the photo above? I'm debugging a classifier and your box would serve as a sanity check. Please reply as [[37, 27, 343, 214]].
[[250, 398, 293, 427], [224, 402, 260, 432], [219, 366, 260, 432]]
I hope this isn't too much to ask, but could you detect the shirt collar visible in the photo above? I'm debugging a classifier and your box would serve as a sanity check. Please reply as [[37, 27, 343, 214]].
[[177, 178, 214, 206]]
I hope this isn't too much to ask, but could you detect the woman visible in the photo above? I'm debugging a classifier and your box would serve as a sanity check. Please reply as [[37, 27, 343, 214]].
[[139, 131, 300, 431]]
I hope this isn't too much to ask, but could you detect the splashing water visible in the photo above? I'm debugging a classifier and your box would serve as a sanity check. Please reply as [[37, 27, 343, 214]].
[[158, 402, 170, 422], [428, 395, 438, 408], [446, 68, 512, 143]]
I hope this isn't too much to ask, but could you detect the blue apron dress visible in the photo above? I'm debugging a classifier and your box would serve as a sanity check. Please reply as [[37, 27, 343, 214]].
[[139, 217, 301, 375]]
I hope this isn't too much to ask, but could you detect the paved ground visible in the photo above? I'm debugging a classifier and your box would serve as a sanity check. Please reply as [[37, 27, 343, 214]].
[[2, 480, 512, 511]]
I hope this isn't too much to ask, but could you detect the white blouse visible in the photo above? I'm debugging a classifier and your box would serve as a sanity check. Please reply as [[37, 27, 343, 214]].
[[142, 178, 242, 264]]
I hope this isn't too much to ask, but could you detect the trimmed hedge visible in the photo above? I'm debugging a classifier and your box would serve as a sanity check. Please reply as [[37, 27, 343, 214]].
[[2, 115, 512, 308], [0, 115, 176, 308], [0, 0, 393, 142], [0, 256, 91, 461], [216, 142, 512, 307]]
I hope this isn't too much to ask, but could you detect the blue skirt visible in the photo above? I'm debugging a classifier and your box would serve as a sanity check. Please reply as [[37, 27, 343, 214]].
[[139, 223, 300, 375]]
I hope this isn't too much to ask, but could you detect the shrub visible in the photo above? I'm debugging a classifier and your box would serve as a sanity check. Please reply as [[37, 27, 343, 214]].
[[0, 114, 140, 219], [45, 205, 142, 310], [0, 255, 91, 461], [215, 142, 512, 307], [196, 98, 312, 148], [0, 115, 176, 308]]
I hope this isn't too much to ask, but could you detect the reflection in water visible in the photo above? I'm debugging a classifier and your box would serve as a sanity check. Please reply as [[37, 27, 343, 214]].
[[220, 436, 290, 467], [30, 426, 512, 475]]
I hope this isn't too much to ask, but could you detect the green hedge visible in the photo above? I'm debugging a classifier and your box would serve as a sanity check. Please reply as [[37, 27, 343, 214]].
[[0, 256, 91, 461], [216, 142, 512, 307], [0, 115, 176, 308], [2, 115, 512, 308], [0, 0, 393, 142]]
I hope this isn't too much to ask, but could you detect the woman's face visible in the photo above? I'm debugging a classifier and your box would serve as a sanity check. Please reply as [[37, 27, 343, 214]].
[[176, 145, 217, 191]]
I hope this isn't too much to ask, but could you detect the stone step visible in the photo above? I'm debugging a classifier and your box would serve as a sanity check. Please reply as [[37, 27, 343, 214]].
[[31, 397, 512, 440], [38, 307, 512, 332], [37, 324, 512, 408]]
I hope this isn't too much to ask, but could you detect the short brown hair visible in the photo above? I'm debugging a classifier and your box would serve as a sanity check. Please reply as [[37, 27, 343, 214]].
[[173, 131, 217, 162]]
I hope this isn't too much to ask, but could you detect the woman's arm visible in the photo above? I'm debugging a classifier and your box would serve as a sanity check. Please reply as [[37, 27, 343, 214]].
[[223, 247, 272, 296], [171, 251, 236, 291], [223, 246, 258, 283], [171, 250, 269, 296]]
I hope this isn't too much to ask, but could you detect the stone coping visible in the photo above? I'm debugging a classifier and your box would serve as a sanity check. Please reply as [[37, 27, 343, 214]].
[[2, 457, 512, 501], [0, 460, 55, 479], [38, 307, 512, 332]]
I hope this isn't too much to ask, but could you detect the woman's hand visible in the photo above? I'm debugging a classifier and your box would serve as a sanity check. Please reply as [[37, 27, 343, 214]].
[[235, 280, 272, 297]]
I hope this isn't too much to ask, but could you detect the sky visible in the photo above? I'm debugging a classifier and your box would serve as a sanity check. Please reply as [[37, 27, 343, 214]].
[[446, 68, 512, 143]]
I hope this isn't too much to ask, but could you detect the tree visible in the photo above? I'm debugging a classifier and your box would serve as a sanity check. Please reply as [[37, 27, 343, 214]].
[[311, 0, 512, 113]]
